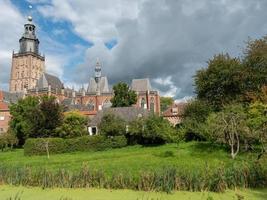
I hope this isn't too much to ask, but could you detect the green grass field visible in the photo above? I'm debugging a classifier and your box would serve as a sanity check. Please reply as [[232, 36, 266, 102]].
[[0, 185, 266, 200], [0, 142, 260, 175]]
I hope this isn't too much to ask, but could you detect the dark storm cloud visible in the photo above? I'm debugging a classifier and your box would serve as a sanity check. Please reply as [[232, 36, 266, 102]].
[[73, 0, 267, 98]]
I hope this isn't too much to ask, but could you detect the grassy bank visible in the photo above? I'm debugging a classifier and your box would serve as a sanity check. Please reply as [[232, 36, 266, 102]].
[[0, 142, 261, 175], [0, 185, 266, 200], [0, 142, 266, 192]]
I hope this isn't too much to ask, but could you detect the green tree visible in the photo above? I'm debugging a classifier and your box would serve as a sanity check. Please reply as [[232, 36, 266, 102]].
[[111, 82, 137, 107], [205, 104, 250, 159], [247, 101, 267, 159], [9, 96, 40, 145], [195, 54, 243, 110], [56, 111, 88, 138], [142, 115, 176, 144], [178, 100, 211, 141], [242, 36, 267, 93], [0, 131, 18, 151], [99, 112, 126, 136], [160, 97, 174, 112], [9, 95, 63, 145]]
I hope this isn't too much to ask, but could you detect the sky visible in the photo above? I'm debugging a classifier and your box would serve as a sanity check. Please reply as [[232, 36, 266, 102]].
[[0, 0, 267, 100]]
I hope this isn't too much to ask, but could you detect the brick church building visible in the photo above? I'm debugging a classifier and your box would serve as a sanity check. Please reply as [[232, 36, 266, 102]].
[[1, 14, 160, 130]]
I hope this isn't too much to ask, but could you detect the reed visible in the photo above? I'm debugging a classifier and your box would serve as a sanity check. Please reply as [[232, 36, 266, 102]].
[[0, 161, 266, 193]]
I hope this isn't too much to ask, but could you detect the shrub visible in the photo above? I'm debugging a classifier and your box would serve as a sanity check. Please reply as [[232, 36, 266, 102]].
[[99, 112, 126, 136], [55, 111, 88, 138], [24, 135, 127, 156], [0, 131, 18, 151]]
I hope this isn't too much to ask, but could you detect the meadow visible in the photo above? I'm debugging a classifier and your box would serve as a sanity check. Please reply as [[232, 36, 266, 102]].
[[0, 142, 258, 175]]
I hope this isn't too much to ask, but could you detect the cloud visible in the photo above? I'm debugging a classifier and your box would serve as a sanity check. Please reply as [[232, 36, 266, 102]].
[[33, 0, 267, 99], [0, 0, 25, 90], [2, 0, 267, 99]]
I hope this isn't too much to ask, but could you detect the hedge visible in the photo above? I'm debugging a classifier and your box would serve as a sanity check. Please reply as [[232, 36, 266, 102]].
[[24, 135, 127, 156]]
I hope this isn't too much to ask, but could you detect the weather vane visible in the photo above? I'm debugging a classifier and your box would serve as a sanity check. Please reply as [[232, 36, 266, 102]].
[[28, 4, 33, 22]]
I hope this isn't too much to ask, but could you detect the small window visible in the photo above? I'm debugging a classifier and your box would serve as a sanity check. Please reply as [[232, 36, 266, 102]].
[[92, 127, 97, 135], [0, 116, 5, 121]]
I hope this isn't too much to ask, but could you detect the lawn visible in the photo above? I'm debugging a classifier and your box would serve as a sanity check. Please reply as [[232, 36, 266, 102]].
[[0, 185, 266, 200], [0, 142, 259, 175]]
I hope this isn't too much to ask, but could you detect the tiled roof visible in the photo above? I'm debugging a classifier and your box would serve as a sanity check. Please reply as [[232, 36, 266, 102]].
[[2, 91, 23, 104], [131, 78, 152, 92], [89, 107, 150, 126], [163, 103, 187, 117], [0, 90, 23, 111], [37, 73, 64, 90]]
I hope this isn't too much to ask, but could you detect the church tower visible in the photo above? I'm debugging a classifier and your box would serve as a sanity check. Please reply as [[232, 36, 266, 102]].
[[9, 15, 45, 93], [94, 59, 102, 96]]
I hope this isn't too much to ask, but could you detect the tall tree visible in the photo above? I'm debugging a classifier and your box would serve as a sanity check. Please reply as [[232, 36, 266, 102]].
[[111, 82, 137, 107], [9, 95, 63, 145], [205, 104, 250, 159], [9, 96, 40, 145], [242, 36, 267, 94], [194, 54, 243, 110]]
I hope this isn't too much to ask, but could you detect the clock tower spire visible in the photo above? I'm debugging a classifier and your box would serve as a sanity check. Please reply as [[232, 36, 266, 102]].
[[9, 6, 45, 93]]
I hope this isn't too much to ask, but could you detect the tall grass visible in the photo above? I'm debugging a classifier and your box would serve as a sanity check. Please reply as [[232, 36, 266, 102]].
[[0, 161, 266, 193]]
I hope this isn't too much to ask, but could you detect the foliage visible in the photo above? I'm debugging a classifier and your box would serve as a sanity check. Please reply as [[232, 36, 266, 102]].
[[247, 101, 267, 159], [178, 100, 211, 142], [99, 112, 126, 136], [55, 111, 88, 138], [0, 131, 18, 151], [9, 95, 63, 145], [142, 115, 177, 144], [194, 54, 243, 111], [24, 135, 127, 156], [37, 96, 64, 137], [9, 96, 40, 145], [128, 115, 177, 145], [160, 97, 174, 112], [111, 82, 137, 107], [205, 104, 252, 159], [242, 36, 267, 93]]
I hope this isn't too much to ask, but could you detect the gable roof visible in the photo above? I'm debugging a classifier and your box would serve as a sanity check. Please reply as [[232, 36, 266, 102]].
[[37, 73, 63, 90], [87, 76, 110, 93], [131, 78, 152, 92], [89, 107, 150, 126]]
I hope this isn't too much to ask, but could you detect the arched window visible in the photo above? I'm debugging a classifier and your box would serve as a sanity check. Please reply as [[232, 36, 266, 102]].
[[141, 98, 146, 109], [88, 100, 95, 111], [150, 97, 155, 113]]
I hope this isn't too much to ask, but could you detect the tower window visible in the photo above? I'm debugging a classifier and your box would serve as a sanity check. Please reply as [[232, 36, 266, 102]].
[[29, 27, 32, 31]]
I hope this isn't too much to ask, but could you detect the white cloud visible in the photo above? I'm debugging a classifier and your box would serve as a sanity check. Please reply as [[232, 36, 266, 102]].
[[37, 0, 142, 42], [0, 0, 25, 90]]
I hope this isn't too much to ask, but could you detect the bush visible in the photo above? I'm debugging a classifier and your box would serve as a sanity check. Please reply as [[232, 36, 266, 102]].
[[0, 131, 18, 151], [24, 135, 127, 156], [55, 111, 88, 138]]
